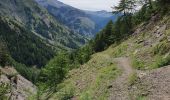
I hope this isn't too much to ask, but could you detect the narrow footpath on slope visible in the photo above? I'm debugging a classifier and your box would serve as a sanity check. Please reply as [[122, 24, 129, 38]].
[[109, 57, 134, 100]]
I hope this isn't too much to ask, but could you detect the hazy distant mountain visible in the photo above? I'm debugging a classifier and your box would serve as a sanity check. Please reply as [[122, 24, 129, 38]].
[[85, 10, 119, 35], [35, 0, 119, 37]]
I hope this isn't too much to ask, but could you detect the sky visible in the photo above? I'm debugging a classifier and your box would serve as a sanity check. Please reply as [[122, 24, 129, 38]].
[[57, 0, 120, 11]]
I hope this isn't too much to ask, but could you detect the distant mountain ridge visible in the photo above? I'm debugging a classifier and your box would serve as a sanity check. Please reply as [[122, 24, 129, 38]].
[[35, 0, 119, 37]]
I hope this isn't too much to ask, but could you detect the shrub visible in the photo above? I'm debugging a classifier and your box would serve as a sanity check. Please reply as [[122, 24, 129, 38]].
[[128, 72, 138, 86], [132, 57, 145, 70], [0, 83, 10, 100], [10, 57, 40, 84], [59, 86, 75, 100], [136, 96, 147, 100], [153, 40, 170, 55], [112, 43, 128, 57], [38, 52, 69, 91], [152, 55, 170, 68], [80, 91, 92, 100]]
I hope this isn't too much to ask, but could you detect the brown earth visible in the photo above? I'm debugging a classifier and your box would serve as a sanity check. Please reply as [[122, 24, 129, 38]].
[[130, 65, 170, 100], [108, 57, 134, 100]]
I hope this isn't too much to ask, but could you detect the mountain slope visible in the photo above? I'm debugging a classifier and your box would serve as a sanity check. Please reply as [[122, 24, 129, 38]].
[[35, 0, 118, 37], [0, 17, 54, 67], [0, 0, 87, 67], [48, 14, 170, 100], [0, 0, 86, 50]]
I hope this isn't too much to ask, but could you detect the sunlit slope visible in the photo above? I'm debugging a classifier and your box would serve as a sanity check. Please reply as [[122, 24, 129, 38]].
[[49, 48, 122, 100], [49, 14, 170, 100]]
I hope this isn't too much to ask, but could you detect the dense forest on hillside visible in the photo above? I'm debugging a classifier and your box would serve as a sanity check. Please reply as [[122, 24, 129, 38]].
[[0, 0, 170, 99], [0, 17, 55, 67], [0, 0, 87, 68]]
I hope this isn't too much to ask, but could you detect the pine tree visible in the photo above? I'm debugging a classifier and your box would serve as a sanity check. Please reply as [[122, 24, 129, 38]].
[[113, 0, 136, 29], [157, 0, 170, 4], [38, 52, 69, 91], [113, 0, 136, 16], [0, 83, 10, 99], [139, 0, 153, 9], [0, 41, 9, 67], [104, 20, 114, 45]]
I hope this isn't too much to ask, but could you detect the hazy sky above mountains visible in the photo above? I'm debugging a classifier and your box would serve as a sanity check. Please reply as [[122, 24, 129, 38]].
[[58, 0, 120, 11]]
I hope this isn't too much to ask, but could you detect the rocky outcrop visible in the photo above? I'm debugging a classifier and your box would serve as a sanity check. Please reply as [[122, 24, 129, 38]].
[[129, 66, 170, 100], [0, 67, 37, 100]]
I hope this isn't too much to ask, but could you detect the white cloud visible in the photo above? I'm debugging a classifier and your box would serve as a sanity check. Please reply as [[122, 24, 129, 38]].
[[57, 0, 120, 11]]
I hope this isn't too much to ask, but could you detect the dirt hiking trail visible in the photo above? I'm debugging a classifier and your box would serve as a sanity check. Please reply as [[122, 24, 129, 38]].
[[109, 57, 133, 100]]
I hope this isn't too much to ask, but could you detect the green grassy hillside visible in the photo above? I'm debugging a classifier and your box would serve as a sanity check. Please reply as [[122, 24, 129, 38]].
[[46, 13, 170, 100]]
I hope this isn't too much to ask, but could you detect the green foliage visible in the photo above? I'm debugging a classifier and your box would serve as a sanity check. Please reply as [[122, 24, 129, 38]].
[[151, 39, 170, 68], [91, 19, 131, 52], [57, 85, 75, 100], [0, 83, 10, 100], [92, 21, 114, 52], [0, 39, 39, 83], [132, 5, 153, 25], [136, 96, 147, 100], [38, 52, 69, 91], [0, 0, 85, 50], [59, 91, 74, 100], [0, 17, 55, 67], [113, 0, 136, 15], [0, 41, 10, 67], [156, 0, 170, 14], [132, 0, 170, 25], [71, 44, 93, 66], [132, 57, 145, 70], [80, 91, 92, 100], [152, 55, 170, 68], [104, 21, 115, 45], [112, 43, 128, 57], [96, 64, 118, 86], [10, 57, 40, 84], [91, 16, 132, 53], [153, 40, 170, 55], [128, 72, 138, 86], [79, 64, 121, 99]]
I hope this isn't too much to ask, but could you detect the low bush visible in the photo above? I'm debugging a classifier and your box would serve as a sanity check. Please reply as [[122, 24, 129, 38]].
[[153, 40, 170, 55], [0, 83, 10, 100], [152, 55, 170, 68], [128, 72, 138, 86], [132, 57, 145, 70]]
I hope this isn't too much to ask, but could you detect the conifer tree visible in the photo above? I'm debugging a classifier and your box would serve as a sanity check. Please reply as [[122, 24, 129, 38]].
[[104, 20, 114, 45], [113, 0, 136, 29], [139, 0, 153, 9], [113, 0, 136, 16], [0, 41, 9, 67], [38, 52, 69, 91]]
